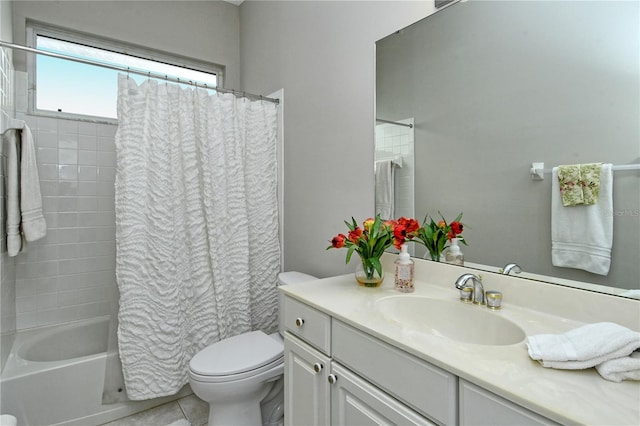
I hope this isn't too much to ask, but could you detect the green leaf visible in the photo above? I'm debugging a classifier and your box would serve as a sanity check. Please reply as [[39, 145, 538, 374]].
[[370, 256, 383, 277]]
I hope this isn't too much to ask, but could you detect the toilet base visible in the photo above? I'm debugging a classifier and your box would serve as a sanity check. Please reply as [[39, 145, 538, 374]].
[[204, 377, 280, 426]]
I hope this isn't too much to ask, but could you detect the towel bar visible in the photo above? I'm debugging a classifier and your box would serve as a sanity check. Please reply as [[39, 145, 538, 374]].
[[1, 118, 25, 135], [530, 162, 640, 180]]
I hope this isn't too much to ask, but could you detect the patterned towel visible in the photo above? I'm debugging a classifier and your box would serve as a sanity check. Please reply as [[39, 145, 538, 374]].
[[557, 163, 602, 206]]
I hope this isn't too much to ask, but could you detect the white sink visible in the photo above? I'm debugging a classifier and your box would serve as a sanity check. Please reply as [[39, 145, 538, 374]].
[[375, 296, 526, 346]]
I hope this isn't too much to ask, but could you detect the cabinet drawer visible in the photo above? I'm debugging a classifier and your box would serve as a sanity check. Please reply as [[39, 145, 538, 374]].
[[332, 320, 458, 426], [459, 380, 560, 426], [283, 296, 331, 355]]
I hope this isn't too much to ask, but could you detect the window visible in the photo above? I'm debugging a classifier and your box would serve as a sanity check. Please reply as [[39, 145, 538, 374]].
[[27, 23, 223, 121]]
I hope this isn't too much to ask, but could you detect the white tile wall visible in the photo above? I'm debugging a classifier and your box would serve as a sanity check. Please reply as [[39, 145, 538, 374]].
[[12, 80, 118, 329], [1, 46, 17, 371], [375, 118, 415, 221]]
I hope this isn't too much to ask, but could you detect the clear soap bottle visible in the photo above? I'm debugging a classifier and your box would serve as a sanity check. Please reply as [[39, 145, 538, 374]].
[[394, 244, 415, 292], [445, 238, 464, 266]]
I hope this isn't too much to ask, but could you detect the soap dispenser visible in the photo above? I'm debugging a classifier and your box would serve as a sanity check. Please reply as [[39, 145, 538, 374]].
[[445, 238, 464, 266], [394, 244, 415, 292]]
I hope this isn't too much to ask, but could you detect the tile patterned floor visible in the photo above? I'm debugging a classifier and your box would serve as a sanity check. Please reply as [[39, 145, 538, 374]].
[[101, 394, 209, 426]]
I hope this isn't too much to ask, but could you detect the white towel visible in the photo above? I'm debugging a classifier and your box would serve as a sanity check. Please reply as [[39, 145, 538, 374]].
[[551, 163, 613, 275], [526, 322, 640, 370], [5, 129, 24, 256], [4, 125, 46, 256], [19, 125, 47, 242], [596, 350, 640, 382], [375, 159, 394, 220]]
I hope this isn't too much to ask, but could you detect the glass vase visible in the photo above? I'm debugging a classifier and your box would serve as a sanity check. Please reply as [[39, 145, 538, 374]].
[[355, 259, 384, 287]]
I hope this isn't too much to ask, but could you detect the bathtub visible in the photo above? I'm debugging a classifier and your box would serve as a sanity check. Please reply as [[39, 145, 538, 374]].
[[0, 316, 189, 426]]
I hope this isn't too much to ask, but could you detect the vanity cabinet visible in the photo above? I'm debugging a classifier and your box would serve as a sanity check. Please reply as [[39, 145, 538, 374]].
[[330, 362, 435, 425], [283, 295, 447, 425], [282, 294, 557, 426], [283, 334, 330, 426], [459, 380, 560, 426]]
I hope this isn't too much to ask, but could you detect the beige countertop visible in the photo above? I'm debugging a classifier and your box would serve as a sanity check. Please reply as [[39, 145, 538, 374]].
[[281, 254, 640, 426]]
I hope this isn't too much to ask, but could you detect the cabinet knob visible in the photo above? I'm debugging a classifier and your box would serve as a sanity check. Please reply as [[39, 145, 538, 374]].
[[295, 318, 305, 327], [313, 363, 323, 373], [327, 374, 338, 385]]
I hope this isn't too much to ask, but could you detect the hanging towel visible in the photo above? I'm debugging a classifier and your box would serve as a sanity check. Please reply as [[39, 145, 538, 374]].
[[375, 159, 394, 220], [5, 129, 23, 256], [551, 163, 613, 275], [4, 125, 47, 256], [596, 350, 640, 382], [557, 163, 602, 207], [19, 125, 47, 242], [526, 322, 640, 370]]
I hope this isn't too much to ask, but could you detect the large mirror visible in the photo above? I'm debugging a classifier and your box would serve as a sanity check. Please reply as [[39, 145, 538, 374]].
[[376, 0, 639, 297]]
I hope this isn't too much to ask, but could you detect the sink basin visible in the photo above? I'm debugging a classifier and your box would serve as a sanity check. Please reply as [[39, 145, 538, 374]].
[[375, 296, 526, 346]]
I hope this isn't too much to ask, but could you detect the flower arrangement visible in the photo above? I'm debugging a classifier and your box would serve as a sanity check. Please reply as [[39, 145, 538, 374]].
[[408, 212, 466, 261], [327, 215, 419, 286]]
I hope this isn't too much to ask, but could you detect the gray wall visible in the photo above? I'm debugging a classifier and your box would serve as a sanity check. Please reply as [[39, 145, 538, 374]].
[[376, 0, 640, 289], [239, 1, 434, 277]]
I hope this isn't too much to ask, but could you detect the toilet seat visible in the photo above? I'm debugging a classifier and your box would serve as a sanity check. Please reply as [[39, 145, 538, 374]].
[[189, 330, 284, 383]]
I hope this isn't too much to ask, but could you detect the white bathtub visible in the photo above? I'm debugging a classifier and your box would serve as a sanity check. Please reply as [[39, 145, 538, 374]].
[[0, 316, 188, 426]]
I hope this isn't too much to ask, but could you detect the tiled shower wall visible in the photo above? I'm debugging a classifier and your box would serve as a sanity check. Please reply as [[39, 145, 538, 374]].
[[1, 45, 17, 371], [13, 71, 118, 330]]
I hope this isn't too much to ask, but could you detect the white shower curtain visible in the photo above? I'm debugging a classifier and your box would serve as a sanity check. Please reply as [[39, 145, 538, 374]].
[[114, 75, 281, 400]]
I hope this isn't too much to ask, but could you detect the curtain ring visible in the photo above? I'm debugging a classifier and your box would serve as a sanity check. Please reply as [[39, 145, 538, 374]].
[[126, 67, 130, 80], [164, 75, 168, 85]]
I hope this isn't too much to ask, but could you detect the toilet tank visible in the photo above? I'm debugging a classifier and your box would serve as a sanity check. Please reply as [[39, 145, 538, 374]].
[[278, 271, 317, 335]]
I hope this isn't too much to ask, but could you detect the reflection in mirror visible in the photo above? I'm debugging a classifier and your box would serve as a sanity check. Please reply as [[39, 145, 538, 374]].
[[374, 118, 415, 255], [376, 0, 639, 297]]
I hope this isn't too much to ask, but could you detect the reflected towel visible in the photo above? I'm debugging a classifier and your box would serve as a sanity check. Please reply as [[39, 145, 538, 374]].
[[596, 350, 640, 382], [557, 163, 602, 206], [526, 322, 640, 370], [551, 164, 612, 275], [375, 159, 394, 220]]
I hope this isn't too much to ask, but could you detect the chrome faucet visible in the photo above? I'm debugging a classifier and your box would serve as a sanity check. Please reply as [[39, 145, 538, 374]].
[[455, 273, 485, 305], [502, 263, 522, 275]]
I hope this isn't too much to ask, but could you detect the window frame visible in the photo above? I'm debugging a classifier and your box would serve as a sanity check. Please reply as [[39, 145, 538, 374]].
[[26, 21, 225, 123]]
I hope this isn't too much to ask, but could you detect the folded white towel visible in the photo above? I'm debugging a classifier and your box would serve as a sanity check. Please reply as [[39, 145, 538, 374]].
[[551, 164, 613, 275], [596, 350, 640, 382], [375, 159, 394, 220], [19, 125, 47, 242], [526, 322, 640, 370]]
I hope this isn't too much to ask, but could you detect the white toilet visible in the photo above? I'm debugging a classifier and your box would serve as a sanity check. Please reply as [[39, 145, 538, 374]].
[[188, 271, 317, 426]]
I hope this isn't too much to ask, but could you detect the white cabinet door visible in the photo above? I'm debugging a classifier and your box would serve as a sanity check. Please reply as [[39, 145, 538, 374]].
[[330, 362, 436, 426], [284, 333, 331, 426], [459, 380, 560, 426]]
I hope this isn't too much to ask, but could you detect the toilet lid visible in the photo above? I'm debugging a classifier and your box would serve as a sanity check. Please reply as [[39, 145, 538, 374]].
[[190, 330, 283, 376]]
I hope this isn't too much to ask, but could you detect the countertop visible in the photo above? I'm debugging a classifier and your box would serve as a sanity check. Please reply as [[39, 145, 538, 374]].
[[280, 254, 640, 426]]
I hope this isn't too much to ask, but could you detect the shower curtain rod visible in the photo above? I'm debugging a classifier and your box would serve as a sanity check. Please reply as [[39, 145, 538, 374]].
[[0, 40, 279, 104], [376, 118, 413, 128]]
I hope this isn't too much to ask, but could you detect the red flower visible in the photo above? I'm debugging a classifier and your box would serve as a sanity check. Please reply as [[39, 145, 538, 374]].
[[393, 237, 405, 250], [331, 234, 346, 248], [348, 227, 363, 244], [450, 221, 464, 236]]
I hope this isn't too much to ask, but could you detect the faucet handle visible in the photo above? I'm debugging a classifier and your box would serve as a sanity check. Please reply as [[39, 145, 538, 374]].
[[501, 263, 522, 275]]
